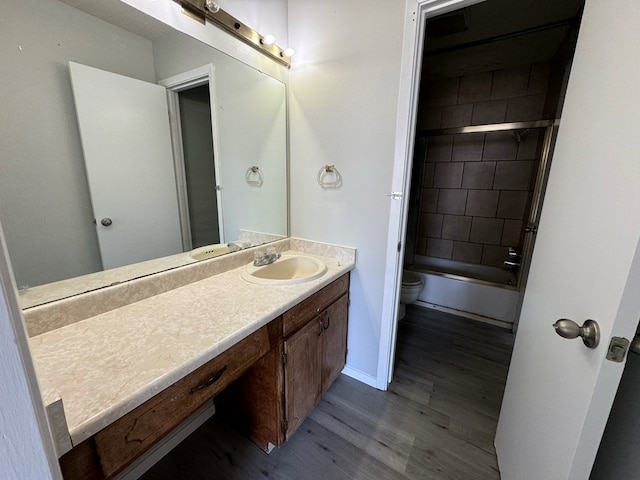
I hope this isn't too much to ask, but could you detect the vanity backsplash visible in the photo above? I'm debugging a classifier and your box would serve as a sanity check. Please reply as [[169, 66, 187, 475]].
[[22, 238, 356, 337]]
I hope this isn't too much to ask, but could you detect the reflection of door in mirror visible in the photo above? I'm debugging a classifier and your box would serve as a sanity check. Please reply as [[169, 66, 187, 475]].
[[69, 62, 183, 270]]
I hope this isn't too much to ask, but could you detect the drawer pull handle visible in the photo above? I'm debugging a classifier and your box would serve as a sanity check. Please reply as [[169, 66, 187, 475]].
[[189, 366, 227, 395], [322, 311, 330, 330]]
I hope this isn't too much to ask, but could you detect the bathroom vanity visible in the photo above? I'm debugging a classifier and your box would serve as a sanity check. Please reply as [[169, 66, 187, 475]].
[[26, 239, 355, 479]]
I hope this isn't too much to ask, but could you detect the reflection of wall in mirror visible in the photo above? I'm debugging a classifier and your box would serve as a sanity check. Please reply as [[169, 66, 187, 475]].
[[1, 0, 158, 288], [153, 32, 288, 245]]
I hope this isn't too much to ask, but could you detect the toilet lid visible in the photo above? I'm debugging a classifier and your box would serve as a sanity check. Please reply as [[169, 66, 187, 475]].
[[402, 271, 423, 286]]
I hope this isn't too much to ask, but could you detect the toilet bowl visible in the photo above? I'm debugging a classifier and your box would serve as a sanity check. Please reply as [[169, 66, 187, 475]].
[[399, 270, 424, 320]]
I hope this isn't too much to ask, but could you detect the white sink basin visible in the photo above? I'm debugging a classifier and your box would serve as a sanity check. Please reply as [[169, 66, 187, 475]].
[[241, 255, 327, 285], [189, 244, 231, 261]]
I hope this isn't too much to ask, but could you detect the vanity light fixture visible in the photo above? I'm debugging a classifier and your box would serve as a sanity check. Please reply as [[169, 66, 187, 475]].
[[282, 47, 296, 58], [177, 0, 292, 67]]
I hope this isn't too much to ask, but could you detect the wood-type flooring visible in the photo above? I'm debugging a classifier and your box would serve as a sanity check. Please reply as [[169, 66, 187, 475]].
[[141, 305, 515, 480]]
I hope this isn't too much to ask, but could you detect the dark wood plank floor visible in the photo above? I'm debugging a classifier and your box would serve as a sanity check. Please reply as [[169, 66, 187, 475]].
[[141, 305, 515, 479]]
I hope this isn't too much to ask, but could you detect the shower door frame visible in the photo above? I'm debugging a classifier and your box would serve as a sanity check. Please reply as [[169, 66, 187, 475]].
[[418, 119, 559, 297]]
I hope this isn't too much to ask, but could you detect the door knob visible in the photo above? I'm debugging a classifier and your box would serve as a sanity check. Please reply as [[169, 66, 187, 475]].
[[553, 319, 600, 348], [100, 218, 113, 227]]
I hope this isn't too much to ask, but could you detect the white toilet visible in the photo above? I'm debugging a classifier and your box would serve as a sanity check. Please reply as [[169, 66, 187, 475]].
[[398, 270, 424, 320]]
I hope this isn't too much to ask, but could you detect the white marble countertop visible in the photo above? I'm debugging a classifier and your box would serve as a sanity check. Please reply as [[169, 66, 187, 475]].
[[29, 249, 354, 450]]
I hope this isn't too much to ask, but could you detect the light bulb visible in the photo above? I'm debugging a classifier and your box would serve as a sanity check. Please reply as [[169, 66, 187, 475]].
[[262, 34, 276, 45], [204, 0, 219, 13], [282, 47, 296, 57]]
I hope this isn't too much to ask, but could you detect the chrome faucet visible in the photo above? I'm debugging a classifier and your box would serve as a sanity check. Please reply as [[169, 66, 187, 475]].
[[227, 241, 250, 252], [253, 248, 281, 266], [504, 247, 521, 268]]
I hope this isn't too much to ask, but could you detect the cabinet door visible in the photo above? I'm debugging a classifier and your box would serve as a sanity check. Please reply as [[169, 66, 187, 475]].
[[321, 294, 349, 394], [284, 316, 323, 438]]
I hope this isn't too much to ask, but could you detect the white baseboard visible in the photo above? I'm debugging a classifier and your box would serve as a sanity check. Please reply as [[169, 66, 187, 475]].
[[115, 400, 216, 480], [341, 365, 378, 389]]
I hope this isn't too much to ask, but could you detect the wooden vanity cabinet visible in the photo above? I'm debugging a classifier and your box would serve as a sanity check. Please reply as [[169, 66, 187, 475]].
[[229, 273, 350, 450], [283, 292, 348, 438]]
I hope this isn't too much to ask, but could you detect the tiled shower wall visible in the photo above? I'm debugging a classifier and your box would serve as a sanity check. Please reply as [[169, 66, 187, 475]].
[[413, 63, 553, 268]]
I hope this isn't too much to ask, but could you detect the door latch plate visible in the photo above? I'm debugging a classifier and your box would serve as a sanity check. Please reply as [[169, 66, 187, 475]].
[[606, 337, 630, 363]]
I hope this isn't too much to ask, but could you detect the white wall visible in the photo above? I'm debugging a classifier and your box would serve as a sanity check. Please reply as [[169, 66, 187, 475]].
[[288, 0, 405, 381]]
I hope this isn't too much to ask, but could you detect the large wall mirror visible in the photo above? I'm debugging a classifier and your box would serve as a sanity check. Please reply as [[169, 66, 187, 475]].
[[1, 0, 288, 308]]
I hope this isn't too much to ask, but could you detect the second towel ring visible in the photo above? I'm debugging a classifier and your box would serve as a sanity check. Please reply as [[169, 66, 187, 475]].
[[246, 166, 263, 187], [317, 164, 342, 189]]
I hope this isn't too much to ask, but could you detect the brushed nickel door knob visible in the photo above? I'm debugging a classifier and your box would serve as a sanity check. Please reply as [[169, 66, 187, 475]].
[[100, 217, 113, 227], [553, 319, 600, 349]]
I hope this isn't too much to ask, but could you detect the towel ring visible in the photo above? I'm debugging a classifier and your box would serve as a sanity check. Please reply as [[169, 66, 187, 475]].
[[245, 166, 263, 187], [317, 164, 342, 189]]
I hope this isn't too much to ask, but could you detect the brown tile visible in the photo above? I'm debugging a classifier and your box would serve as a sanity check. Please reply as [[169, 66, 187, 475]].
[[422, 163, 435, 188], [506, 95, 546, 122], [501, 220, 524, 246], [452, 133, 484, 162], [494, 161, 533, 190], [437, 189, 468, 215], [415, 235, 427, 255], [417, 108, 442, 130], [453, 242, 483, 263], [491, 65, 530, 100], [462, 162, 496, 189], [465, 190, 499, 217], [420, 188, 439, 214], [483, 132, 518, 160], [441, 215, 472, 241], [441, 104, 473, 128], [528, 63, 551, 95], [482, 244, 509, 267], [471, 100, 507, 125], [427, 78, 459, 107], [516, 129, 542, 160], [458, 72, 493, 103], [470, 217, 504, 245], [418, 213, 443, 238], [497, 191, 530, 220], [433, 162, 464, 188], [426, 238, 454, 259], [426, 135, 453, 162]]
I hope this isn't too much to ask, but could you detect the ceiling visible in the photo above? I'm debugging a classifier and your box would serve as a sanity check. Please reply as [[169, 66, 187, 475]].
[[59, 0, 172, 40], [422, 0, 585, 78]]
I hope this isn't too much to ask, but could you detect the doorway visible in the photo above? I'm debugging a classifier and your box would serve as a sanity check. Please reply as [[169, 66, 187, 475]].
[[160, 65, 225, 252], [401, 0, 583, 329], [177, 84, 220, 249]]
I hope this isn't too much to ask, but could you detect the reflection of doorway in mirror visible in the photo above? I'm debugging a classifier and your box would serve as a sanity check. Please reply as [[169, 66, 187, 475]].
[[178, 85, 221, 249], [160, 64, 226, 252]]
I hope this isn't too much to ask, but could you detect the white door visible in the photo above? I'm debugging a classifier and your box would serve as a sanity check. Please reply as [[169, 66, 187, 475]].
[[495, 0, 640, 478], [69, 62, 183, 270]]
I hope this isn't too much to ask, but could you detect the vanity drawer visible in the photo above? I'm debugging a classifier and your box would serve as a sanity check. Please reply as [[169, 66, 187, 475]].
[[282, 273, 349, 337], [92, 318, 281, 478]]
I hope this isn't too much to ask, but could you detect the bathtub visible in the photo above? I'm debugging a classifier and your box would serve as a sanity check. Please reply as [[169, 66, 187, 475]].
[[406, 255, 521, 327]]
